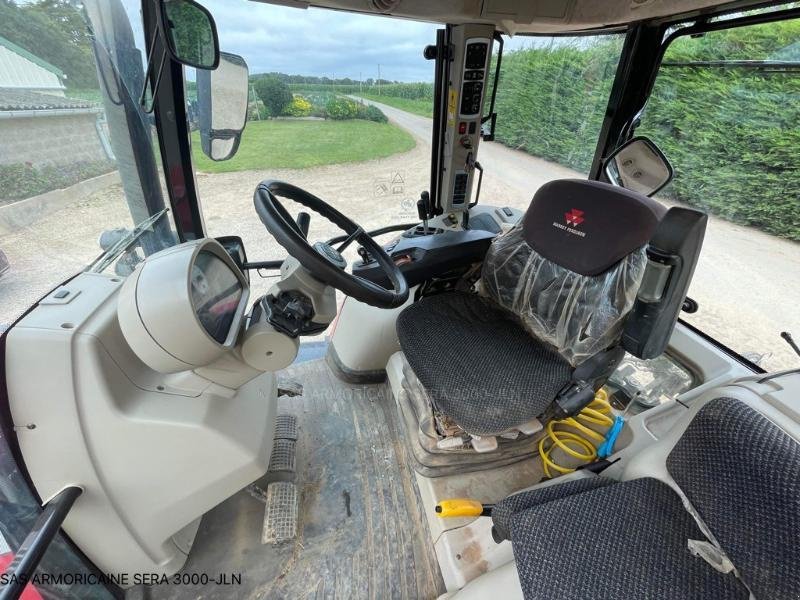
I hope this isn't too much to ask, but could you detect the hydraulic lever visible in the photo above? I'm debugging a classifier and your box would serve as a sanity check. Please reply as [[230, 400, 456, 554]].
[[417, 191, 431, 234]]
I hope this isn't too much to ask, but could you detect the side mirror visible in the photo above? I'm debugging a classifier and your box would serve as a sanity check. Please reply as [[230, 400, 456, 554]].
[[603, 137, 673, 197], [159, 0, 219, 69], [196, 52, 249, 161]]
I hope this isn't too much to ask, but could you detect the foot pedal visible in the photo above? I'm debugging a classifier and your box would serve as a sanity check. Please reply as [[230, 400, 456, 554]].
[[268, 438, 296, 473], [275, 414, 298, 440], [262, 482, 298, 544]]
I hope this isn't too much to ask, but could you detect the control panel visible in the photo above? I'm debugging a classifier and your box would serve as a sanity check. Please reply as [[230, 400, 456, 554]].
[[460, 39, 490, 117], [439, 24, 494, 214]]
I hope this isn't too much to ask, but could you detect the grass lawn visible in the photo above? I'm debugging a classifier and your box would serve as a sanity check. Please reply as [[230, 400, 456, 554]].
[[192, 119, 415, 173], [355, 94, 433, 118]]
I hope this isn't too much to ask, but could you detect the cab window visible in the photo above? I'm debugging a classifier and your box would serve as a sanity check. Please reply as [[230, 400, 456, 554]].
[[479, 33, 625, 208], [190, 0, 436, 304], [0, 1, 179, 330], [637, 18, 800, 371]]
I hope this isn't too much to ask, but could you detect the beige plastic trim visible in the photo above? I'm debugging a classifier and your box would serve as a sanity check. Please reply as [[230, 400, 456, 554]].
[[117, 239, 250, 373], [7, 272, 276, 582], [329, 292, 413, 374]]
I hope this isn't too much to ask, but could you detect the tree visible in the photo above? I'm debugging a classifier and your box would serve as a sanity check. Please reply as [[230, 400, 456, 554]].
[[0, 0, 98, 89], [253, 76, 293, 117]]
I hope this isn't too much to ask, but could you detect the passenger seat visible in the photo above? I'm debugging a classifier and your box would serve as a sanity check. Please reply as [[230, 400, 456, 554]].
[[460, 394, 800, 599]]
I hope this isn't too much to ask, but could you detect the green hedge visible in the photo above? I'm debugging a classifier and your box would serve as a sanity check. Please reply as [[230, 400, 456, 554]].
[[491, 28, 800, 241], [339, 24, 799, 241], [638, 21, 800, 241], [0, 160, 116, 204], [492, 39, 623, 174]]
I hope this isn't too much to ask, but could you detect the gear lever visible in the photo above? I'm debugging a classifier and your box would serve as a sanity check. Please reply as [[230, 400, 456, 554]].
[[417, 191, 431, 234]]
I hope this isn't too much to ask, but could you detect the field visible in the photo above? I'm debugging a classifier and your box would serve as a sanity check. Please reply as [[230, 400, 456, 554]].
[[191, 119, 415, 173], [354, 93, 432, 118]]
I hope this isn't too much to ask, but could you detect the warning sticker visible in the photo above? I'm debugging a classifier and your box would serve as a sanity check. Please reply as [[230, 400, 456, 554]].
[[447, 88, 457, 127]]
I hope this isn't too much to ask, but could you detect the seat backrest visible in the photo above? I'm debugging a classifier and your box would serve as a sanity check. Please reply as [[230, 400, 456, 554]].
[[667, 397, 800, 599], [482, 179, 665, 366]]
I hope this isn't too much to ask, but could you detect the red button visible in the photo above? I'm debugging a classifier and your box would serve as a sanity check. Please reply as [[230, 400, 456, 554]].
[[458, 122, 467, 134]]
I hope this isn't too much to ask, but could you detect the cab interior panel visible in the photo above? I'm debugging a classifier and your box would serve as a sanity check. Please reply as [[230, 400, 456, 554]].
[[128, 357, 445, 600]]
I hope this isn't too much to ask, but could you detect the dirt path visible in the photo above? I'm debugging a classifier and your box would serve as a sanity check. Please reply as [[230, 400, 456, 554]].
[[2, 104, 798, 370]]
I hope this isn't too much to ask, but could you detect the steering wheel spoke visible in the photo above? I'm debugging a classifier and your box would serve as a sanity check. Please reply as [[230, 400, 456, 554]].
[[336, 226, 364, 254]]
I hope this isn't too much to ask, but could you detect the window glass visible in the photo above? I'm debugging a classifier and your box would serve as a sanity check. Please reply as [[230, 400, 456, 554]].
[[0, 2, 169, 593], [477, 34, 625, 208], [192, 15, 623, 304], [192, 1, 436, 304], [0, 0, 178, 330], [638, 18, 800, 371]]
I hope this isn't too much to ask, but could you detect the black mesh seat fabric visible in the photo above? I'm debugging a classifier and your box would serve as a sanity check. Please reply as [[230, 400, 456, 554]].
[[396, 180, 668, 436], [508, 478, 747, 600], [667, 398, 800, 599], [396, 291, 572, 436], [491, 475, 616, 542], [495, 398, 799, 599]]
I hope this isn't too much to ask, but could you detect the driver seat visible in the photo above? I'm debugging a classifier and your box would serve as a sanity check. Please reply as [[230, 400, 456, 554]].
[[396, 179, 706, 445]]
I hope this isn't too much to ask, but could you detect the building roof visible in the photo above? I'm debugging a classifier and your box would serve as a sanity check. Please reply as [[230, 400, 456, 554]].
[[0, 36, 64, 78], [0, 35, 66, 94], [0, 89, 97, 111]]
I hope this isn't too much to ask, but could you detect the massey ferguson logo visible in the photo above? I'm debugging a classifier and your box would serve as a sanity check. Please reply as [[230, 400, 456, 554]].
[[552, 208, 587, 237], [565, 208, 585, 227]]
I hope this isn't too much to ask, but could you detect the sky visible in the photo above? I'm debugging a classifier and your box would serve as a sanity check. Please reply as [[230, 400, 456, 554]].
[[195, 0, 535, 82]]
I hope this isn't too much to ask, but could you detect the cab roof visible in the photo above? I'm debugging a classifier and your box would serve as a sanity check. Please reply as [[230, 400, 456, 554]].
[[253, 0, 780, 34]]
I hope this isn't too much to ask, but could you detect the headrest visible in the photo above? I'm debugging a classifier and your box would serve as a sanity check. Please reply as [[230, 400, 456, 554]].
[[522, 179, 666, 276]]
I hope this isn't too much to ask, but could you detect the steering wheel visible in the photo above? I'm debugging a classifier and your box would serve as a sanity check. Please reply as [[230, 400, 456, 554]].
[[254, 180, 409, 309]]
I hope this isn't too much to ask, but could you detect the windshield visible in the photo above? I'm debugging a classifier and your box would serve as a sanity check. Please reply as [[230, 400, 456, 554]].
[[185, 2, 628, 308], [187, 1, 435, 303], [0, 0, 178, 329]]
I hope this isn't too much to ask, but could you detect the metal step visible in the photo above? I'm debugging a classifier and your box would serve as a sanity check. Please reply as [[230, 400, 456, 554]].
[[268, 438, 296, 473], [275, 414, 298, 440], [262, 481, 298, 544]]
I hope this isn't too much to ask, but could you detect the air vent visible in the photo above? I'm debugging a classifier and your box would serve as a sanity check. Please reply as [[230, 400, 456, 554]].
[[372, 0, 401, 12]]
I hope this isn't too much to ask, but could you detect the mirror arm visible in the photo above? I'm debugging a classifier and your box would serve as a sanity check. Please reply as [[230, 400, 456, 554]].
[[480, 32, 503, 141], [242, 260, 283, 271], [139, 33, 168, 113]]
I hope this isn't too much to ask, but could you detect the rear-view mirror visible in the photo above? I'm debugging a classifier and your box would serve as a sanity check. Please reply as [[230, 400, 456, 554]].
[[196, 52, 249, 161], [604, 137, 673, 197], [159, 0, 219, 69]]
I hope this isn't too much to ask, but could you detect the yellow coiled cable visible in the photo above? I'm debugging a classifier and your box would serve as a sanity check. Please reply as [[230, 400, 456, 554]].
[[539, 388, 614, 478]]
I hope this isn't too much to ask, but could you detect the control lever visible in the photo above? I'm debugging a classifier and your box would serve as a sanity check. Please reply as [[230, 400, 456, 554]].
[[296, 212, 311, 238], [357, 245, 373, 264], [417, 191, 431, 234]]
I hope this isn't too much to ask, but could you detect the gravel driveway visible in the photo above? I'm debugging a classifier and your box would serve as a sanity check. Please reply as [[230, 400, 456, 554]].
[[2, 102, 798, 370]]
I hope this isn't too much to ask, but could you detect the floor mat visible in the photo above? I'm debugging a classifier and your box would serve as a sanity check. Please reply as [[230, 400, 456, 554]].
[[132, 358, 444, 600]]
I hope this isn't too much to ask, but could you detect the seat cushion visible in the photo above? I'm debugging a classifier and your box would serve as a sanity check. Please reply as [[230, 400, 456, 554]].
[[491, 475, 616, 542], [508, 478, 747, 600], [667, 398, 800, 599], [396, 291, 573, 436]]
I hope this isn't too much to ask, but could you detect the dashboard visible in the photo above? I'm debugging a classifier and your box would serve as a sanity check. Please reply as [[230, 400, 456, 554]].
[[190, 250, 244, 344], [118, 239, 250, 373]]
